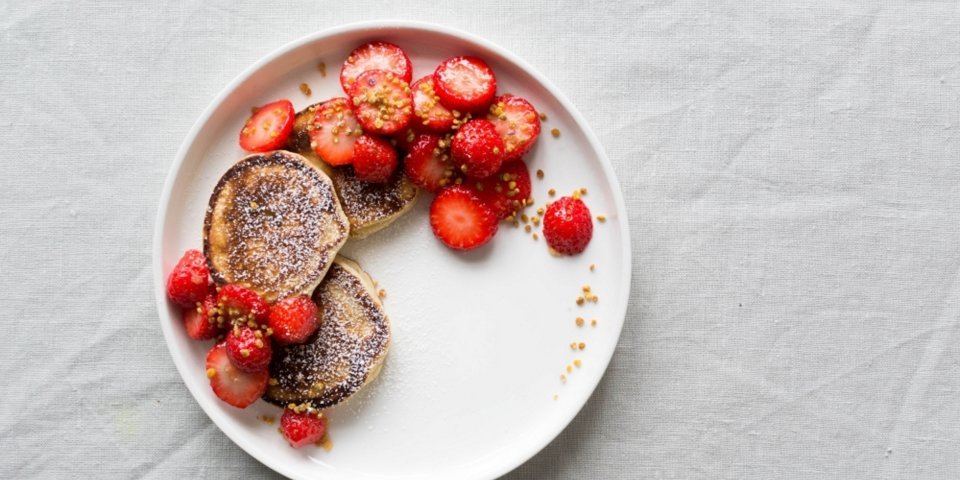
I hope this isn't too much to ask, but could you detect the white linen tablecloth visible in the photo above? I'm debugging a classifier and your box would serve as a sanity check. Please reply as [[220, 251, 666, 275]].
[[2, 1, 959, 478]]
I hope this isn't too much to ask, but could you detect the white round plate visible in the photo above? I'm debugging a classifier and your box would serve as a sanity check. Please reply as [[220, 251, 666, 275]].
[[153, 20, 630, 480]]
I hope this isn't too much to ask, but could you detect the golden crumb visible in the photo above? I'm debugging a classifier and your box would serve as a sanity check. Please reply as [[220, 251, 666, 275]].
[[570, 342, 577, 350], [597, 214, 607, 222], [551, 128, 560, 137], [537, 207, 545, 215], [578, 342, 586, 350], [572, 190, 581, 200], [576, 296, 585, 305], [536, 169, 544, 179], [532, 233, 539, 240], [590, 263, 596, 271], [566, 365, 573, 373], [257, 415, 275, 425], [553, 393, 559, 400], [574, 359, 582, 368], [317, 62, 327, 77], [250, 106, 260, 115], [582, 284, 591, 292], [560, 374, 567, 383], [576, 317, 585, 327], [378, 289, 387, 299], [548, 188, 556, 197], [299, 82, 312, 96], [268, 377, 278, 386], [206, 368, 216, 378], [591, 319, 597, 327], [525, 224, 532, 233], [540, 112, 548, 121], [579, 187, 588, 195], [591, 295, 599, 303]]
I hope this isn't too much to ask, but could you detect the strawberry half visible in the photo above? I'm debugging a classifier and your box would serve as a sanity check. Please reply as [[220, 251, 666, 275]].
[[403, 133, 455, 193], [239, 99, 295, 153], [268, 295, 321, 345], [206, 342, 269, 409], [308, 97, 361, 166], [183, 294, 221, 341], [340, 41, 413, 95], [474, 160, 532, 220], [280, 408, 327, 448], [487, 95, 541, 162], [216, 284, 270, 325], [433, 56, 497, 112], [542, 196, 594, 255], [451, 119, 504, 179], [352, 134, 399, 183], [349, 70, 413, 135], [166, 249, 213, 308], [411, 75, 454, 133], [429, 184, 499, 250]]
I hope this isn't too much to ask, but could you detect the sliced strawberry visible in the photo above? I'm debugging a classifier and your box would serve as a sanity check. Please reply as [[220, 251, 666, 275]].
[[352, 134, 399, 183], [340, 41, 413, 94], [542, 196, 594, 255], [403, 133, 455, 193], [474, 160, 533, 220], [268, 295, 321, 345], [225, 326, 272, 373], [429, 184, 499, 250], [451, 119, 504, 179], [183, 294, 221, 341], [239, 100, 295, 153], [433, 56, 497, 112], [280, 408, 327, 448], [307, 97, 361, 166], [487, 95, 540, 161], [216, 284, 270, 325], [206, 342, 268, 409], [167, 249, 213, 308], [411, 75, 455, 133], [349, 70, 413, 135]]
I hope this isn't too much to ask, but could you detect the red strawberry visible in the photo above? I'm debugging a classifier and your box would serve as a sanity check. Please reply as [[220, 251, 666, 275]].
[[340, 41, 413, 95], [390, 128, 419, 153], [487, 95, 540, 162], [451, 119, 504, 179], [166, 249, 213, 308], [307, 97, 361, 166], [433, 56, 497, 112], [268, 295, 321, 345], [349, 70, 413, 135], [542, 196, 594, 255], [411, 75, 454, 133], [352, 134, 399, 183], [403, 133, 455, 193], [280, 408, 327, 448], [225, 326, 272, 372], [206, 342, 268, 409], [183, 294, 221, 341], [239, 99, 295, 153], [474, 160, 532, 220], [216, 284, 270, 325], [429, 185, 499, 250]]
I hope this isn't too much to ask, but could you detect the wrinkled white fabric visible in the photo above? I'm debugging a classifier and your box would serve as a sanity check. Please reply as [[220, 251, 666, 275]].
[[1, 1, 959, 478]]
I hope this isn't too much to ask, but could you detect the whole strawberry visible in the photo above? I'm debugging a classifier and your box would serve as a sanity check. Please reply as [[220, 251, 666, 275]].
[[268, 295, 321, 345], [542, 196, 593, 255], [166, 249, 213, 308], [225, 326, 272, 373], [216, 284, 270, 326], [183, 294, 221, 341], [280, 407, 327, 448], [451, 119, 504, 179], [352, 134, 399, 183]]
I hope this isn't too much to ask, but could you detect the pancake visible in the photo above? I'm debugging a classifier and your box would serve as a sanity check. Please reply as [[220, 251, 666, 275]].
[[203, 150, 349, 303], [264, 256, 391, 409], [287, 102, 419, 239]]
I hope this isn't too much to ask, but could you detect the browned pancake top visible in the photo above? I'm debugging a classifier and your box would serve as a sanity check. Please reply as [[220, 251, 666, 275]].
[[265, 262, 390, 409], [331, 166, 417, 228], [204, 151, 348, 303]]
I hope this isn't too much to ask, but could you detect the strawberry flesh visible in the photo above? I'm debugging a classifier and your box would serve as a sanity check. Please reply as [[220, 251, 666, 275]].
[[239, 99, 295, 153], [206, 342, 268, 409], [474, 160, 532, 220], [487, 95, 541, 162], [349, 69, 413, 135], [433, 56, 497, 112], [352, 134, 399, 183], [340, 41, 413, 95], [429, 184, 499, 250], [308, 97, 361, 166], [451, 119, 504, 179], [403, 133, 454, 193], [411, 75, 455, 133], [280, 408, 327, 448]]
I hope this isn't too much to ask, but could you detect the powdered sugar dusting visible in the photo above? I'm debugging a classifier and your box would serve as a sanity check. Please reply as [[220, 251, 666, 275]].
[[331, 166, 416, 229]]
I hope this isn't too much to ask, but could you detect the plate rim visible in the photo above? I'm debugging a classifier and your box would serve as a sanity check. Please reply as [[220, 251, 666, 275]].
[[152, 19, 632, 480]]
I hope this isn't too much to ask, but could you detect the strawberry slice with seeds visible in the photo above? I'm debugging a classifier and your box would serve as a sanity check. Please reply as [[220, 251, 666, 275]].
[[216, 284, 270, 325], [183, 294, 221, 341], [349, 70, 413, 135], [239, 99, 295, 153], [487, 95, 541, 162], [474, 160, 533, 220], [206, 342, 269, 409], [429, 184, 499, 250], [411, 75, 455, 133], [403, 133, 455, 193], [433, 56, 497, 112], [451, 119, 504, 179], [340, 41, 413, 95], [307, 97, 361, 166], [352, 134, 399, 183]]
